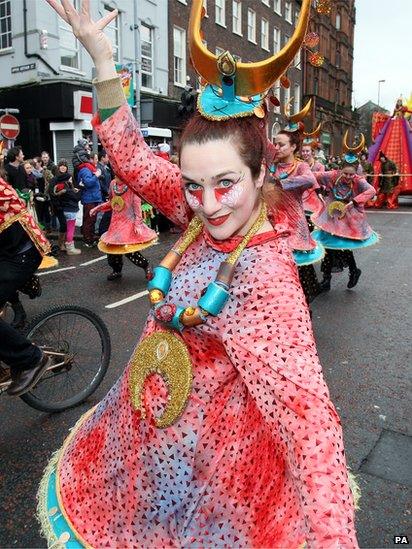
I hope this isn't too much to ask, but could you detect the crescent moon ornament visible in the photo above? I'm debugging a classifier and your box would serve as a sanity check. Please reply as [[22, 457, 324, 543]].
[[328, 200, 347, 219], [111, 195, 125, 212], [129, 332, 193, 429]]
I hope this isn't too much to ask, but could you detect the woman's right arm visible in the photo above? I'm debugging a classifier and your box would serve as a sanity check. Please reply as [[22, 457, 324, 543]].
[[45, 0, 190, 228]]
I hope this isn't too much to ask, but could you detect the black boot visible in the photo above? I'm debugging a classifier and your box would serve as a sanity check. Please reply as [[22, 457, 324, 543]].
[[11, 301, 27, 329], [347, 268, 361, 288], [107, 271, 122, 281], [319, 277, 331, 292]]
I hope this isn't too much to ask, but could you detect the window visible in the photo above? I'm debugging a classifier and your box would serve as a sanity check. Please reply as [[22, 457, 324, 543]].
[[261, 18, 269, 51], [232, 0, 242, 35], [274, 0, 281, 15], [141, 24, 153, 89], [247, 9, 256, 43], [215, 46, 225, 56], [336, 12, 341, 30], [284, 86, 290, 108], [293, 84, 300, 113], [273, 27, 281, 53], [233, 53, 242, 62], [60, 0, 79, 68], [285, 1, 292, 23], [104, 5, 120, 63], [0, 0, 12, 50], [294, 49, 301, 68], [173, 26, 186, 86], [271, 122, 281, 141], [203, 0, 208, 15], [215, 0, 226, 27], [262, 0, 270, 5]]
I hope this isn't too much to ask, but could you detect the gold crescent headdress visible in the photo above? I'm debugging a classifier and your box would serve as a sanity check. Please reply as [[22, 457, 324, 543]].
[[188, 0, 312, 120], [342, 130, 366, 163]]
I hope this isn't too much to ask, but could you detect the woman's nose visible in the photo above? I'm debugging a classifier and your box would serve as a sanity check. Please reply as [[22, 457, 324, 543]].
[[201, 188, 221, 217]]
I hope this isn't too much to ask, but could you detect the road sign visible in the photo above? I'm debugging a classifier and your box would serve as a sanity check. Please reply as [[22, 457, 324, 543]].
[[0, 114, 20, 139]]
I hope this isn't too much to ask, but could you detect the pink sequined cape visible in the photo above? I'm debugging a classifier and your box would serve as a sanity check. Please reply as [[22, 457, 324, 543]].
[[312, 170, 376, 240], [42, 105, 358, 548]]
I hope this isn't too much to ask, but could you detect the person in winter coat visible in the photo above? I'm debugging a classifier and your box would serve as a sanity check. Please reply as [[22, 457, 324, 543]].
[[72, 142, 102, 246], [49, 164, 81, 255]]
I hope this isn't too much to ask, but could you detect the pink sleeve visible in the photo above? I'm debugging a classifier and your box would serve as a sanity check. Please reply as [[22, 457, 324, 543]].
[[92, 105, 191, 228], [222, 254, 357, 547], [282, 162, 317, 192], [353, 177, 376, 205], [314, 169, 337, 190]]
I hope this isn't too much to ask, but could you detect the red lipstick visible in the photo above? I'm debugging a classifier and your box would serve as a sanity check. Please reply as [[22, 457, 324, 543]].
[[206, 213, 231, 226]]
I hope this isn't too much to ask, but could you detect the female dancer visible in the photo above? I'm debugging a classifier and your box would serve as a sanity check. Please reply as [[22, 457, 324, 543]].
[[269, 125, 324, 303], [40, 1, 358, 547], [312, 133, 378, 291], [90, 176, 157, 281]]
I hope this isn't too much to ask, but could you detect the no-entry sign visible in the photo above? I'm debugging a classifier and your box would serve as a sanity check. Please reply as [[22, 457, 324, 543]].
[[0, 114, 20, 139]]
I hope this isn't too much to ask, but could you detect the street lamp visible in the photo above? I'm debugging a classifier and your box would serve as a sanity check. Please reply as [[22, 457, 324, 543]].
[[377, 79, 385, 107]]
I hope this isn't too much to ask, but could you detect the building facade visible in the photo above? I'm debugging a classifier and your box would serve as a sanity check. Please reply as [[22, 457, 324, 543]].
[[302, 0, 358, 155], [0, 0, 171, 160], [168, 0, 304, 143], [356, 100, 389, 147]]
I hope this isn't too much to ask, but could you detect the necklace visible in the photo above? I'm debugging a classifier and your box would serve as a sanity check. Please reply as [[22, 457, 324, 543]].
[[147, 202, 268, 331], [333, 175, 353, 201], [111, 181, 128, 212], [270, 159, 299, 181]]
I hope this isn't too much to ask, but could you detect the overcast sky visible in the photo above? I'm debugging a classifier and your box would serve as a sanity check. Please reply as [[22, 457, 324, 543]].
[[353, 0, 412, 111]]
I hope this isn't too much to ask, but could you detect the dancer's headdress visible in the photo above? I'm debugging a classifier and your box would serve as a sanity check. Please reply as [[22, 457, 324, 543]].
[[188, 0, 311, 121], [302, 122, 322, 146], [342, 131, 366, 164]]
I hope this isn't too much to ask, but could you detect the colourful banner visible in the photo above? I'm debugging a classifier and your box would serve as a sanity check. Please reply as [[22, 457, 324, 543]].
[[115, 63, 135, 107]]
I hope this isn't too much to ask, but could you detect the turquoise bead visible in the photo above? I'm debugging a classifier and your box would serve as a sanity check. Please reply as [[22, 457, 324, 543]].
[[170, 306, 186, 332], [147, 266, 172, 295], [198, 282, 229, 316]]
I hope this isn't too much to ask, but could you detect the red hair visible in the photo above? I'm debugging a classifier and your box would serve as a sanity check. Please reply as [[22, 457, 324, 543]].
[[178, 112, 268, 179]]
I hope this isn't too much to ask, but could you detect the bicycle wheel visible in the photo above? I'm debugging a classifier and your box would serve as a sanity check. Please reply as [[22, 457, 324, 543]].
[[20, 305, 111, 412]]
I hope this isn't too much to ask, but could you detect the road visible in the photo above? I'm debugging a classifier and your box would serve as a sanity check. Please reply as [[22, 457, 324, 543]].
[[0, 204, 411, 548]]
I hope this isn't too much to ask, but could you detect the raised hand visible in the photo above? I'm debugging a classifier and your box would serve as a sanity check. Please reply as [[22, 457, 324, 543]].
[[45, 0, 118, 79]]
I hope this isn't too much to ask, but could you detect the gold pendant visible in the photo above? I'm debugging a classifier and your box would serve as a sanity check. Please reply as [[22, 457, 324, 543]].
[[111, 195, 125, 212], [328, 200, 346, 219], [129, 332, 193, 428]]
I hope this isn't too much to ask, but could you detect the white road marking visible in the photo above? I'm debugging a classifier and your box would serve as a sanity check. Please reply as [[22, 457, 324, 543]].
[[367, 210, 412, 215], [105, 290, 149, 309], [37, 266, 76, 276], [80, 255, 107, 266]]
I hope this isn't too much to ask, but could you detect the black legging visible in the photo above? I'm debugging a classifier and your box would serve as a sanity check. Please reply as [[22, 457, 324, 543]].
[[321, 249, 357, 280], [107, 251, 149, 274], [298, 265, 320, 305]]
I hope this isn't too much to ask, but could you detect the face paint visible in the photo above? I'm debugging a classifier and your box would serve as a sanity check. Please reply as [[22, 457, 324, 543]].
[[184, 185, 203, 210], [215, 179, 245, 208]]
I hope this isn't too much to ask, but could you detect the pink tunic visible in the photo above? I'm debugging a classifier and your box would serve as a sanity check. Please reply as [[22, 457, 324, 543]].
[[54, 106, 357, 548], [273, 160, 318, 251], [98, 181, 157, 246], [302, 160, 325, 214], [312, 170, 376, 240]]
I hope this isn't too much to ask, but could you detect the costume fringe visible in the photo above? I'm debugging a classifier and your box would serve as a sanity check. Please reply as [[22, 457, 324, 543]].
[[37, 449, 62, 548], [348, 469, 361, 510]]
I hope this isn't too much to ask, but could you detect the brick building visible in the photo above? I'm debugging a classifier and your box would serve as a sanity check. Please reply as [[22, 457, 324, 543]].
[[302, 0, 358, 155], [168, 0, 304, 143]]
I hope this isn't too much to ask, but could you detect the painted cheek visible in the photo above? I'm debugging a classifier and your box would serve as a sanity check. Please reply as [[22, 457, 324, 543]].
[[185, 189, 203, 210], [215, 184, 244, 208]]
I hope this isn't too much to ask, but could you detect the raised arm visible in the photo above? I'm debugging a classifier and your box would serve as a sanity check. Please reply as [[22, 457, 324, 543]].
[[313, 169, 339, 191], [352, 177, 376, 206], [45, 0, 190, 228], [281, 161, 317, 192]]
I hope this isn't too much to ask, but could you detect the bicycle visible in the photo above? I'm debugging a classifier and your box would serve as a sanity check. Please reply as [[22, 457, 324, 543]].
[[0, 304, 111, 412]]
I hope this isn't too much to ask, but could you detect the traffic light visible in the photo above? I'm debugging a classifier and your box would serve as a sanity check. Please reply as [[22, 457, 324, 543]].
[[178, 86, 198, 117]]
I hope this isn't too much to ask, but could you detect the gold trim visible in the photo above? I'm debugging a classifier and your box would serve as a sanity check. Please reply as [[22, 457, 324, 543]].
[[289, 98, 312, 124], [303, 121, 322, 138], [189, 0, 311, 97], [98, 238, 158, 254]]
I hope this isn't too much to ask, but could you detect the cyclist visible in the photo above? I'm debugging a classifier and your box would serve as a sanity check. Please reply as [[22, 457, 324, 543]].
[[0, 175, 52, 395]]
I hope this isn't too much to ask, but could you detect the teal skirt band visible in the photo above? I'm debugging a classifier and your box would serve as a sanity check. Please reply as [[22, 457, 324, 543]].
[[293, 243, 325, 266], [312, 229, 379, 250], [44, 468, 83, 548]]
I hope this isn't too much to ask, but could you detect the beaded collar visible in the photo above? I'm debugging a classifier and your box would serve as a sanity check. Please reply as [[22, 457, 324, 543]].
[[147, 203, 267, 331]]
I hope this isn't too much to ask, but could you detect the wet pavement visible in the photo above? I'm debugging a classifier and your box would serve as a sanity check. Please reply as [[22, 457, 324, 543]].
[[0, 205, 411, 548]]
